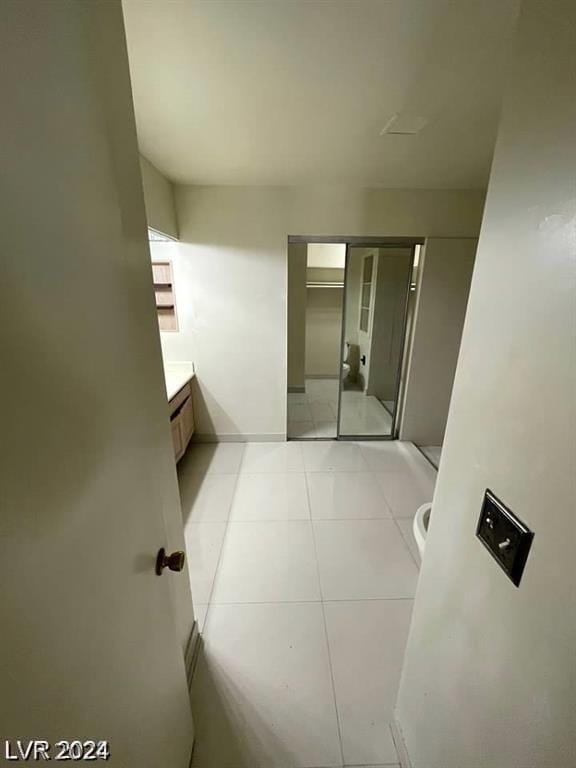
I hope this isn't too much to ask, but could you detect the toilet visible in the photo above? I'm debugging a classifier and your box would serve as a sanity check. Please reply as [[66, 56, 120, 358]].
[[342, 341, 358, 381], [413, 502, 432, 559]]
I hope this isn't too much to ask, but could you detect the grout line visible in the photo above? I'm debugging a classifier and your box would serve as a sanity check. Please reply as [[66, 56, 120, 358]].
[[364, 442, 431, 569], [304, 471, 346, 768], [344, 763, 401, 767], [217, 516, 410, 523], [395, 520, 421, 569], [208, 596, 415, 606], [414, 442, 441, 471], [387, 504, 421, 571], [197, 464, 243, 637]]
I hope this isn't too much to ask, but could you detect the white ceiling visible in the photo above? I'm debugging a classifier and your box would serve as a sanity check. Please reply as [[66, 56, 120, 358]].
[[123, 0, 519, 189]]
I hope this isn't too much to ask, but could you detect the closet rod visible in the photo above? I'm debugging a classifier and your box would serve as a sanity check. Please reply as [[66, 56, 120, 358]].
[[306, 282, 344, 288]]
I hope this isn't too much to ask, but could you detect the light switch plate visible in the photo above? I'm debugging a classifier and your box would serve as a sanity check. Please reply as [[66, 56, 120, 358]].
[[476, 489, 534, 587]]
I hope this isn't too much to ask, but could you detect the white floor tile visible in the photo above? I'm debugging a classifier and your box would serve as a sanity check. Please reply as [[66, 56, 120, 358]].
[[179, 473, 237, 523], [191, 602, 342, 768], [358, 441, 429, 474], [230, 474, 310, 521], [313, 519, 418, 599], [395, 517, 420, 565], [182, 440, 427, 768], [288, 402, 313, 422], [339, 392, 392, 436], [322, 378, 340, 396], [309, 400, 337, 421], [288, 421, 337, 440], [303, 441, 369, 472], [184, 522, 227, 604], [307, 472, 391, 519], [287, 392, 308, 405], [212, 521, 321, 603], [288, 420, 316, 439], [374, 468, 435, 518], [420, 444, 442, 468], [325, 600, 413, 766], [311, 420, 338, 438], [241, 442, 304, 473], [182, 443, 246, 475], [305, 379, 330, 400]]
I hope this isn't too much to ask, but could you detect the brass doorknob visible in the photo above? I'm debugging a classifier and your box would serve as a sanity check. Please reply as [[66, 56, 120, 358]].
[[156, 548, 186, 576]]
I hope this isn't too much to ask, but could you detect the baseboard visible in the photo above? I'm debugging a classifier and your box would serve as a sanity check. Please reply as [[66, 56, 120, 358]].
[[192, 433, 286, 443], [390, 719, 413, 768], [184, 620, 201, 692], [288, 385, 306, 393]]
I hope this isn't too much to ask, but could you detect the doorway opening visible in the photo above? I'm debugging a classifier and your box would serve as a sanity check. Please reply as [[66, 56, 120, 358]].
[[287, 237, 421, 441], [287, 242, 345, 439]]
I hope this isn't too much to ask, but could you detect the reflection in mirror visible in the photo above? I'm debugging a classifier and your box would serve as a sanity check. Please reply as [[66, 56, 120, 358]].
[[287, 242, 345, 439], [339, 246, 413, 438]]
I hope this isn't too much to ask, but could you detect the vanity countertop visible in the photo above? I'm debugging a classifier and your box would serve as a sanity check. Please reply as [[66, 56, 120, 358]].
[[163, 361, 195, 401]]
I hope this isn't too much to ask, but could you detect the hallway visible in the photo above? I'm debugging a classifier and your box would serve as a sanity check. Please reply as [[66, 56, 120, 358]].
[[179, 440, 436, 767]]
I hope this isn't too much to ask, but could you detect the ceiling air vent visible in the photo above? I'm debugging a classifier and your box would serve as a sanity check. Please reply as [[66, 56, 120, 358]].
[[380, 113, 428, 136]]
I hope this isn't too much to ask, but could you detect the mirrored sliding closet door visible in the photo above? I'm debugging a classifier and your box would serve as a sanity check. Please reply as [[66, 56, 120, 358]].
[[338, 245, 413, 439]]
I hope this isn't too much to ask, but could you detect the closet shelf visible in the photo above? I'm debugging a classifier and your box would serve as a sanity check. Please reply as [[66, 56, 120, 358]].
[[306, 281, 344, 288]]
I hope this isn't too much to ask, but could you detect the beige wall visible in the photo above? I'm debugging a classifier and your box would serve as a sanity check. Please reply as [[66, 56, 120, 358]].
[[396, 2, 576, 766], [161, 185, 485, 439], [399, 238, 476, 445], [140, 154, 179, 239], [287, 243, 307, 390], [305, 284, 343, 377]]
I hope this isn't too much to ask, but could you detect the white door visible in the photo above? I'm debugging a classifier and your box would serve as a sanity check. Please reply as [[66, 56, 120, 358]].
[[0, 2, 194, 766]]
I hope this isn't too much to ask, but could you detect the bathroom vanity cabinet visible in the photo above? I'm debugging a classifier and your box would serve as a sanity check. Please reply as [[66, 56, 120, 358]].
[[169, 381, 195, 462], [164, 361, 196, 462]]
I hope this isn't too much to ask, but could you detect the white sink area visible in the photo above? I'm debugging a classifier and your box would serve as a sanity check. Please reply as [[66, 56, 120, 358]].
[[163, 360, 195, 400]]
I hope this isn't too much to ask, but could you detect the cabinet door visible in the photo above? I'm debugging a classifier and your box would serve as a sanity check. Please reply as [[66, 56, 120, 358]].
[[171, 418, 184, 461]]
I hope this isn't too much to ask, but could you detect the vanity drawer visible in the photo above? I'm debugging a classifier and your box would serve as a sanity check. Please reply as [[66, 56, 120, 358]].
[[171, 419, 184, 462]]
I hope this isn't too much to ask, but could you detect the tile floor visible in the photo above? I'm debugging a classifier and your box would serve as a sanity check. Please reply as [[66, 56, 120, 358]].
[[178, 439, 437, 768], [287, 378, 339, 439], [288, 379, 393, 439], [339, 390, 392, 437], [419, 444, 442, 470]]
